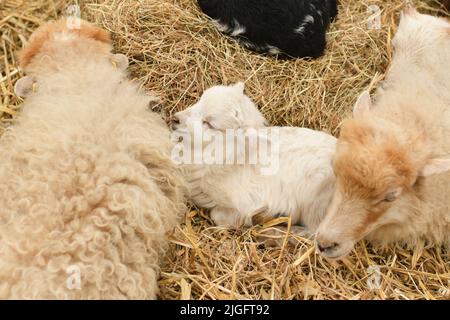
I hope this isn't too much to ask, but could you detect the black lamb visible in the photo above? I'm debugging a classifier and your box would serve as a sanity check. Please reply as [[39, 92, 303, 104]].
[[198, 0, 338, 59]]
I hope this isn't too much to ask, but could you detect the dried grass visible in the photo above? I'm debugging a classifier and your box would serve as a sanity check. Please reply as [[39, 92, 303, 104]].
[[0, 0, 449, 300]]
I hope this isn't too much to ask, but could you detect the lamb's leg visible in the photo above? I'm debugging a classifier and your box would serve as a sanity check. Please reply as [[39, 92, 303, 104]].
[[249, 208, 315, 245], [210, 207, 243, 228], [211, 205, 275, 228]]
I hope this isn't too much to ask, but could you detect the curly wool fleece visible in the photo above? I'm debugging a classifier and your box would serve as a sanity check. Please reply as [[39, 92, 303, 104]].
[[0, 19, 186, 299]]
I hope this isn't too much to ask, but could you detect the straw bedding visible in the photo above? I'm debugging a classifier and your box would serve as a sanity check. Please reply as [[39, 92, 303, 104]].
[[0, 0, 449, 299]]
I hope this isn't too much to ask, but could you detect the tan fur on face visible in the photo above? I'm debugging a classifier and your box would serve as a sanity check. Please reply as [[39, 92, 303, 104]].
[[19, 18, 111, 70], [337, 118, 417, 194], [334, 118, 418, 239]]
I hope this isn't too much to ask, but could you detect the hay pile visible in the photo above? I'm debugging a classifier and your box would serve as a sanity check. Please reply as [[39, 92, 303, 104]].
[[1, 0, 449, 299]]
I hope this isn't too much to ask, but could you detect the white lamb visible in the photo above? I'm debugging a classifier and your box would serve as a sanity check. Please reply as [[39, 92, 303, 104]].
[[172, 83, 336, 234]]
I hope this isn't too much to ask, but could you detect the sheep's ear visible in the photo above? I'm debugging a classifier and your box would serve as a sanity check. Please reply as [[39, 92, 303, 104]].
[[403, 1, 418, 16], [419, 159, 450, 177], [353, 91, 372, 118], [111, 53, 129, 70], [233, 81, 245, 93], [14, 76, 35, 98]]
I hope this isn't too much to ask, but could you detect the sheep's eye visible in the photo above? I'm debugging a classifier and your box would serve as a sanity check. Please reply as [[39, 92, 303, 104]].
[[384, 192, 397, 202]]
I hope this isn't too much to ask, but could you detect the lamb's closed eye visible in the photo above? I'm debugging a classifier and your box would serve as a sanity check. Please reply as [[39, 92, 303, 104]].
[[203, 119, 214, 129]]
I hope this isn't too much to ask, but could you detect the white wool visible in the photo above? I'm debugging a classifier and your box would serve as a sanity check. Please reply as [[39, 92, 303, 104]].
[[174, 84, 336, 234]]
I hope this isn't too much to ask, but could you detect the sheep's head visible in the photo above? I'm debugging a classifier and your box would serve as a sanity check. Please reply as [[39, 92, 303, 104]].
[[19, 18, 112, 70], [392, 2, 450, 58], [315, 92, 450, 259], [15, 18, 128, 97], [171, 82, 267, 133]]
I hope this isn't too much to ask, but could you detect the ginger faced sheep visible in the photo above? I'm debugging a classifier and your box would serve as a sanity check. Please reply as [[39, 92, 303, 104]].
[[315, 6, 450, 259], [172, 83, 336, 235], [0, 18, 186, 299]]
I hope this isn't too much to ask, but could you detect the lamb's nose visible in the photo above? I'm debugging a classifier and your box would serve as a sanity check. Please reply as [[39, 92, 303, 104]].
[[316, 240, 339, 253], [170, 115, 180, 129]]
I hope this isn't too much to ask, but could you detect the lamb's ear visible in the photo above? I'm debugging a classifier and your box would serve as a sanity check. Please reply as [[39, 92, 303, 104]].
[[233, 81, 245, 93], [419, 159, 450, 177], [403, 1, 418, 16], [111, 53, 129, 70], [353, 91, 372, 118], [14, 76, 35, 98]]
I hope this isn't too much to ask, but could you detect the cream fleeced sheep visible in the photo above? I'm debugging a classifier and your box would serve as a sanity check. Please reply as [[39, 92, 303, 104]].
[[315, 5, 450, 259], [172, 83, 336, 235], [0, 18, 186, 299]]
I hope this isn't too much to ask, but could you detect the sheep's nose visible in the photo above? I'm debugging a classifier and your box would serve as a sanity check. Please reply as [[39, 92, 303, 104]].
[[316, 240, 339, 254]]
